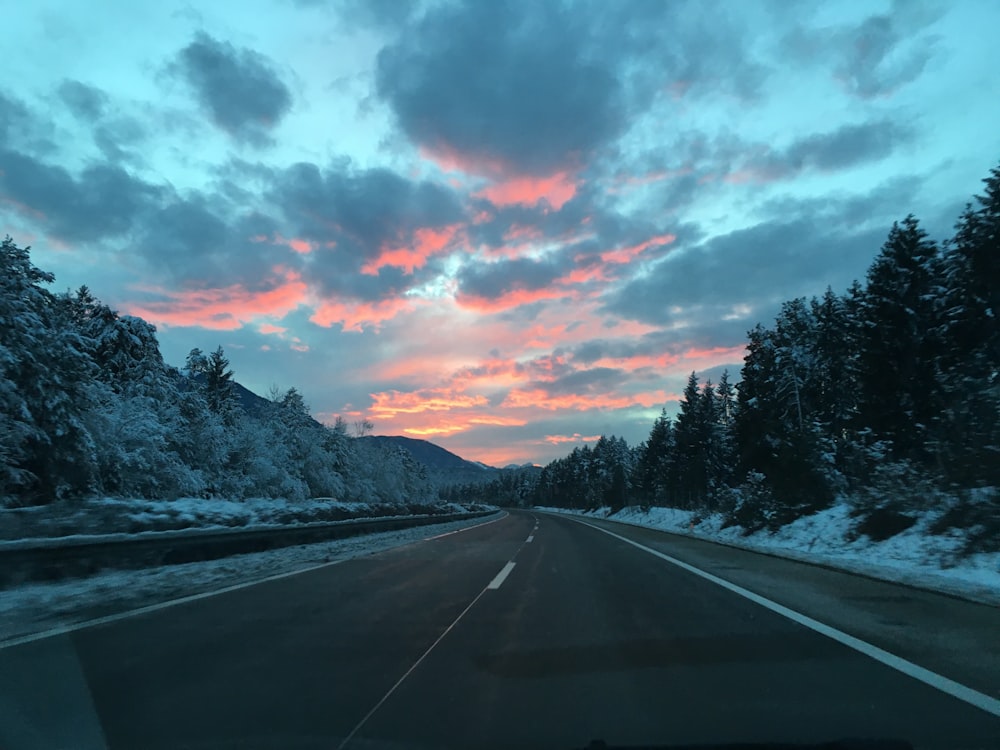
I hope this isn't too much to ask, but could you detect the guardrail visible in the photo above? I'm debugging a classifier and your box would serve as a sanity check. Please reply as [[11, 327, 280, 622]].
[[0, 510, 498, 589]]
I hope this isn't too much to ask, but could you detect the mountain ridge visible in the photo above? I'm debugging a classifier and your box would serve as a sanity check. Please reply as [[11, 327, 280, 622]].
[[229, 380, 495, 472]]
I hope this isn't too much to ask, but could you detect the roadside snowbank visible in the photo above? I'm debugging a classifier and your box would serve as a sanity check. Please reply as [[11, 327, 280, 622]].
[[0, 512, 503, 644], [0, 496, 476, 542], [537, 505, 1000, 606]]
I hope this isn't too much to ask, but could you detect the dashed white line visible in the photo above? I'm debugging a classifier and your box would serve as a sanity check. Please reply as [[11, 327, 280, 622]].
[[487, 561, 516, 590], [566, 515, 1000, 719], [338, 555, 522, 747], [423, 511, 508, 540], [525, 535, 534, 543]]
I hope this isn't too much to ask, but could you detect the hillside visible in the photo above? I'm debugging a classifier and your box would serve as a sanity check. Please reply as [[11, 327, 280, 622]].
[[357, 436, 491, 472], [228, 381, 496, 482]]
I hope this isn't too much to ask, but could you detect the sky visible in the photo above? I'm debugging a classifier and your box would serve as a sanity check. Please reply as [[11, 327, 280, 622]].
[[3, 0, 999, 466]]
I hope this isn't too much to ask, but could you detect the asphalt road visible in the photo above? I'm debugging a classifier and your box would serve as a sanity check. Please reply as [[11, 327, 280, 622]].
[[2, 510, 999, 750]]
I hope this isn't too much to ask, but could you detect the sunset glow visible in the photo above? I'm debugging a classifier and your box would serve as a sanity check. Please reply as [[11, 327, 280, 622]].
[[6, 0, 996, 464]]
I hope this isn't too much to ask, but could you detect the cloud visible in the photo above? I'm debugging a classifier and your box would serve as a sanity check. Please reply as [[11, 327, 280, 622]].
[[0, 93, 31, 145], [333, 0, 420, 29], [0, 92, 55, 155], [502, 387, 667, 412], [0, 150, 163, 242], [727, 121, 914, 184], [93, 116, 147, 162], [126, 267, 308, 330], [309, 297, 420, 333], [272, 162, 463, 268], [474, 172, 578, 211], [172, 32, 292, 145], [361, 224, 462, 275], [456, 256, 562, 302], [376, 1, 626, 178], [607, 216, 887, 329], [369, 388, 490, 418], [544, 433, 601, 445], [784, 2, 942, 99], [58, 80, 109, 121]]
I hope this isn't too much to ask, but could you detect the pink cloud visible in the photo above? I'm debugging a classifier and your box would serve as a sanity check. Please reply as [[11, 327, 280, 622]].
[[126, 268, 307, 330], [361, 224, 463, 275], [310, 297, 419, 333], [369, 388, 490, 418], [544, 433, 601, 445], [600, 233, 677, 264], [251, 233, 317, 254], [259, 323, 287, 335], [502, 388, 670, 411], [454, 286, 576, 314], [475, 171, 577, 211]]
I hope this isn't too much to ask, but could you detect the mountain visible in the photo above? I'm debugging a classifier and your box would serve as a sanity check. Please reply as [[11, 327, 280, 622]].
[[231, 380, 277, 419], [358, 435, 493, 472], [227, 379, 498, 481]]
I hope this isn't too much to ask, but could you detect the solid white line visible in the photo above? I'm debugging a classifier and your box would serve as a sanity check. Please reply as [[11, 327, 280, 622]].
[[1, 512, 509, 652], [423, 511, 508, 540], [566, 516, 1000, 719], [0, 558, 349, 651], [337, 557, 517, 748], [525, 535, 534, 543], [486, 561, 516, 590]]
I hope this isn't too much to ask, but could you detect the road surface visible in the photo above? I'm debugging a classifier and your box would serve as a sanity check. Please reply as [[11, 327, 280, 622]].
[[2, 510, 998, 749]]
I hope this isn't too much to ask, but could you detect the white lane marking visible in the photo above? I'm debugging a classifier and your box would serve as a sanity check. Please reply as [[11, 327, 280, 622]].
[[0, 512, 509, 652], [0, 559, 349, 652], [486, 561, 516, 590], [566, 515, 1000, 719], [423, 511, 508, 540], [337, 556, 519, 748], [525, 535, 534, 543]]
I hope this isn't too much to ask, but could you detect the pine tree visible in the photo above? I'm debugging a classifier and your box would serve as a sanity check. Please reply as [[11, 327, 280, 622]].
[[858, 215, 941, 462], [935, 164, 1000, 483], [635, 408, 673, 508], [674, 372, 707, 508], [0, 238, 97, 502], [712, 370, 737, 492]]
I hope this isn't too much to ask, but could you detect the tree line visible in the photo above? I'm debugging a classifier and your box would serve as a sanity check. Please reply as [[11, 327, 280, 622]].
[[0, 239, 433, 508], [475, 163, 1000, 544]]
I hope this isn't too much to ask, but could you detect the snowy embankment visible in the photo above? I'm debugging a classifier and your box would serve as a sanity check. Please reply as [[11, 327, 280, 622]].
[[0, 512, 503, 644], [0, 496, 477, 543], [537, 505, 1000, 606]]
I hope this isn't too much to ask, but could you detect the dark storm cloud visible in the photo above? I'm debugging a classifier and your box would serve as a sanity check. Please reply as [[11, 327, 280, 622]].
[[172, 32, 292, 146], [606, 217, 886, 328], [784, 2, 941, 99], [0, 149, 163, 242], [58, 80, 109, 121], [455, 256, 565, 301], [375, 0, 770, 176]]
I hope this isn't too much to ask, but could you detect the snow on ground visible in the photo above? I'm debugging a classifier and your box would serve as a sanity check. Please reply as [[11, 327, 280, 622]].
[[0, 497, 475, 542], [0, 511, 503, 644], [537, 505, 1000, 606]]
